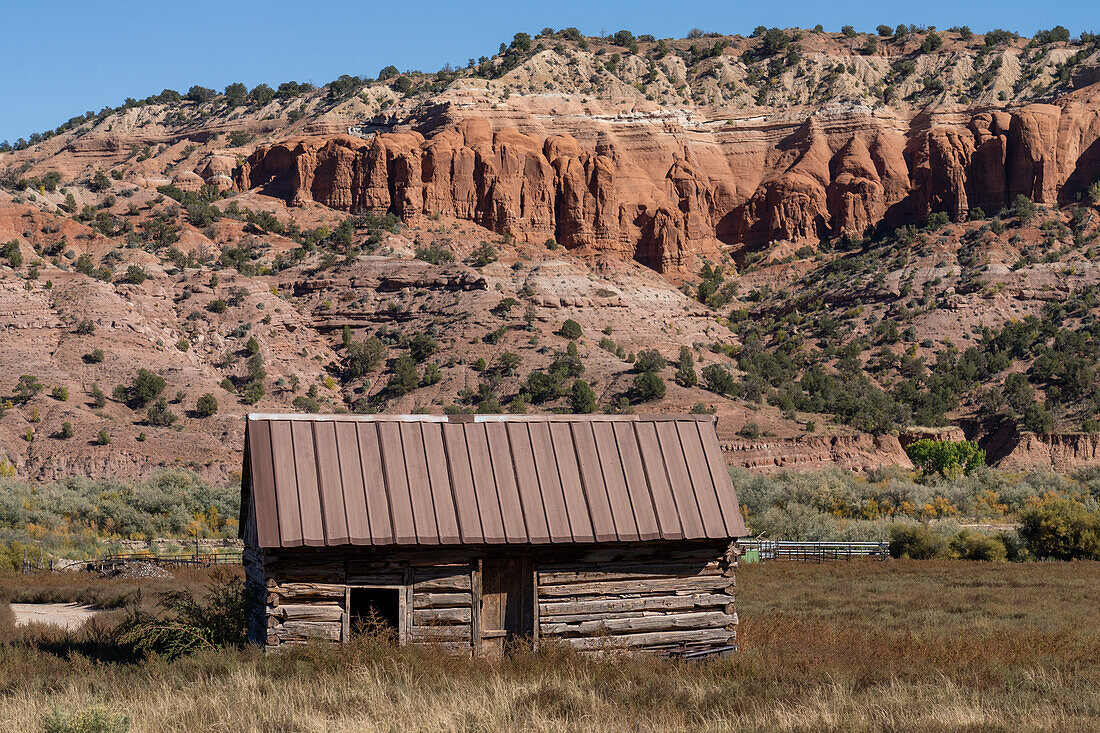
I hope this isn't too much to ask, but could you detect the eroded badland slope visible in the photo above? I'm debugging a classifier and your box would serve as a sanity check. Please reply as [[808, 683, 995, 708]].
[[2, 26, 1100, 480]]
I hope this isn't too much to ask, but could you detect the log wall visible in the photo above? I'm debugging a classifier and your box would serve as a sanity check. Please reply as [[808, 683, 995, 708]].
[[535, 543, 737, 656], [247, 541, 736, 657]]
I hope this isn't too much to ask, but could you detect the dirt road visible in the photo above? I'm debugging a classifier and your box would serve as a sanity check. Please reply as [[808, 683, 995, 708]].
[[9, 603, 99, 630]]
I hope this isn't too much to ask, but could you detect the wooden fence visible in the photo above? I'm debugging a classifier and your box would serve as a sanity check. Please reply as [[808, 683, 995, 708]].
[[89, 549, 242, 572], [737, 540, 889, 563]]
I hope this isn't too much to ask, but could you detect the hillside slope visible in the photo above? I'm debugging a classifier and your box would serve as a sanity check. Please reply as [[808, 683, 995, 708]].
[[2, 26, 1100, 480]]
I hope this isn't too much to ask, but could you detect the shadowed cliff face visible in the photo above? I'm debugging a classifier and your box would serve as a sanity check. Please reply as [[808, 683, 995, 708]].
[[236, 93, 1100, 272]]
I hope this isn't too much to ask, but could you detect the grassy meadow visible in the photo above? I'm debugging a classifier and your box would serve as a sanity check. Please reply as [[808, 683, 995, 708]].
[[0, 560, 1097, 732]]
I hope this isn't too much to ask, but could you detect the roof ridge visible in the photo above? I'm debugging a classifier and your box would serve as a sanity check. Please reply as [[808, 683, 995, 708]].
[[247, 413, 716, 423]]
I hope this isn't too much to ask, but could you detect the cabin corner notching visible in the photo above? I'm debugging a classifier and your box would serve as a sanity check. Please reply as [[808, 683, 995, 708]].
[[240, 413, 747, 657]]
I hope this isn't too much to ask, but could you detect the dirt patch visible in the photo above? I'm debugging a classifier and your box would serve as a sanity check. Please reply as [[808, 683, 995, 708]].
[[9, 603, 99, 630]]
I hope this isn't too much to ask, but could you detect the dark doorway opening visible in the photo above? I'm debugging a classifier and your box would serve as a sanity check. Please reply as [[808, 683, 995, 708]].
[[349, 587, 400, 636]]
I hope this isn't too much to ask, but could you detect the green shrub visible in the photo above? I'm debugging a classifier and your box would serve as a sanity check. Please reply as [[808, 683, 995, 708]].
[[632, 349, 666, 373], [630, 371, 665, 402], [388, 356, 419, 395], [118, 570, 250, 661], [123, 369, 166, 408], [1018, 500, 1100, 560], [889, 524, 948, 559], [51, 386, 69, 402], [570, 379, 598, 413], [559, 319, 582, 340], [195, 393, 218, 418], [2, 240, 22, 268], [345, 337, 385, 378], [147, 398, 178, 427], [905, 439, 985, 478], [409, 334, 439, 362], [119, 265, 146, 285], [701, 364, 737, 396], [414, 244, 455, 264], [949, 529, 1007, 561], [467, 242, 497, 267]]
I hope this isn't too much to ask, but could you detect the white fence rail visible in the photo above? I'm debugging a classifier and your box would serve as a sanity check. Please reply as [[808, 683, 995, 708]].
[[738, 540, 890, 563]]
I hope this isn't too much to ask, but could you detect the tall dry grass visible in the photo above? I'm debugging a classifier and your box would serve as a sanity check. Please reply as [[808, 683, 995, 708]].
[[0, 561, 1097, 731]]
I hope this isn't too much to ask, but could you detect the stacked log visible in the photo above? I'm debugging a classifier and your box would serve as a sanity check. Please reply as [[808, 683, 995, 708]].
[[536, 548, 736, 656], [408, 564, 474, 653]]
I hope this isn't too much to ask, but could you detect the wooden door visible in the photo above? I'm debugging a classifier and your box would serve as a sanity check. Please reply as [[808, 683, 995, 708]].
[[479, 557, 533, 657]]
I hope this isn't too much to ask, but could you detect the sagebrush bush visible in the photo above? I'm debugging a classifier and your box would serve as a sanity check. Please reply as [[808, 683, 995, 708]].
[[889, 524, 948, 559], [1018, 499, 1100, 560], [949, 529, 1007, 561]]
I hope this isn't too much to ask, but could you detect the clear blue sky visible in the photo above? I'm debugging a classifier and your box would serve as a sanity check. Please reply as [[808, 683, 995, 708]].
[[1, 0, 1095, 142]]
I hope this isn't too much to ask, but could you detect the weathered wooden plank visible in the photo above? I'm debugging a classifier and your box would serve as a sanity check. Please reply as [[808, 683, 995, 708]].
[[413, 607, 472, 625], [536, 576, 734, 598], [537, 562, 724, 585], [273, 604, 345, 622], [534, 544, 727, 568], [345, 572, 404, 586], [554, 628, 733, 651], [540, 610, 734, 637], [412, 592, 473, 609], [409, 625, 471, 642], [273, 582, 347, 600], [413, 574, 472, 591], [421, 641, 474, 654], [539, 593, 736, 619], [271, 620, 342, 641]]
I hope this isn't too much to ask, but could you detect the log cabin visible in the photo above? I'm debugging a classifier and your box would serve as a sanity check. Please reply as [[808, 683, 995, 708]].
[[239, 413, 748, 657]]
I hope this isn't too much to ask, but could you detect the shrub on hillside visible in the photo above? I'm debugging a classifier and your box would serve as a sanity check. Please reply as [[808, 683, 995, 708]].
[[630, 371, 666, 402], [195, 393, 218, 418], [559, 319, 582, 340]]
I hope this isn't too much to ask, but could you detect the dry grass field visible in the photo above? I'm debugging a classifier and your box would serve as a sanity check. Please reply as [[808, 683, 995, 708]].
[[0, 561, 1098, 732]]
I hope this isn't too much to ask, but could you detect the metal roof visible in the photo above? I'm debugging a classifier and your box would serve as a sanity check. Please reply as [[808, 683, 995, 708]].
[[242, 414, 747, 548]]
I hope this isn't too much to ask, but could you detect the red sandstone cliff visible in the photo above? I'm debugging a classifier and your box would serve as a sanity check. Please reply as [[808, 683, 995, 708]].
[[235, 86, 1100, 272]]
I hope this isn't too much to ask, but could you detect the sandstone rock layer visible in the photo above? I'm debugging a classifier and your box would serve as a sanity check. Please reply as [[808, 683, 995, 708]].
[[236, 89, 1100, 272]]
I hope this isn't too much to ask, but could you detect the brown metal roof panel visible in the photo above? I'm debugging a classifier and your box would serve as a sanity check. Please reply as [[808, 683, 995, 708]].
[[421, 423, 461, 543], [570, 422, 618, 542], [334, 421, 372, 545], [484, 422, 528, 543], [634, 421, 682, 540], [505, 422, 551, 543], [377, 421, 418, 545], [355, 422, 394, 545], [699, 421, 748, 537], [399, 422, 440, 544], [269, 420, 304, 547], [655, 421, 706, 540], [290, 421, 327, 546], [246, 420, 281, 548], [440, 423, 484, 543], [464, 424, 506, 543], [527, 422, 572, 542], [313, 420, 349, 545], [676, 420, 725, 539], [591, 421, 639, 542], [610, 422, 660, 541], [549, 422, 595, 543]]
